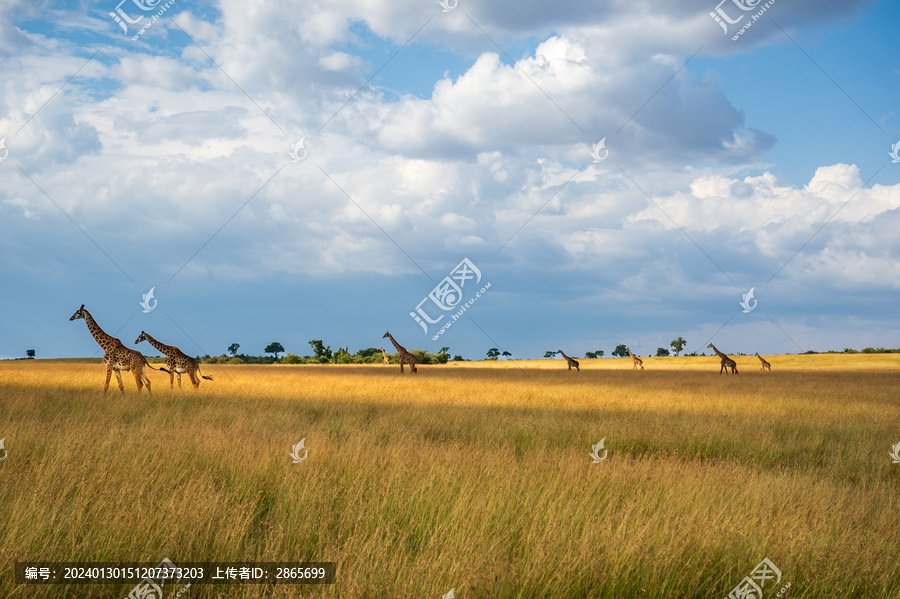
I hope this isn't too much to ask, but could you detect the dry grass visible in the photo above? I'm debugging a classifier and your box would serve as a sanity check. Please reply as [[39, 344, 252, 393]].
[[0, 354, 898, 598]]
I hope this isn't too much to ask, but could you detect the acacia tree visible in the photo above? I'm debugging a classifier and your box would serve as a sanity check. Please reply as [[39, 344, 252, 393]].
[[670, 337, 687, 357], [656, 347, 670, 356], [502, 351, 512, 359], [486, 348, 500, 360], [227, 343, 240, 356], [265, 342, 285, 360], [26, 349, 35, 358], [612, 344, 628, 358], [544, 351, 556, 358]]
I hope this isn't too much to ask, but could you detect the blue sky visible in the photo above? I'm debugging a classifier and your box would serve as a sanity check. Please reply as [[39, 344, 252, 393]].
[[0, 0, 898, 361]]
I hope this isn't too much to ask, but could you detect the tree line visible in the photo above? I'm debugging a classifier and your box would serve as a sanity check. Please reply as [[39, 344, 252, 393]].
[[195, 341, 457, 365], [134, 337, 900, 366], [542, 337, 689, 359]]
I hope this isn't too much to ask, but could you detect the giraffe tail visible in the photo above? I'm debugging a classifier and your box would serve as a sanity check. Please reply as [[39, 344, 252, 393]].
[[143, 358, 169, 373], [202, 375, 213, 381]]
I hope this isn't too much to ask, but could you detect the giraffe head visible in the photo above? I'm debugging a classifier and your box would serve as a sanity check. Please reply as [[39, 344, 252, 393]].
[[383, 332, 390, 339], [69, 304, 88, 321], [707, 343, 714, 349], [135, 331, 150, 344]]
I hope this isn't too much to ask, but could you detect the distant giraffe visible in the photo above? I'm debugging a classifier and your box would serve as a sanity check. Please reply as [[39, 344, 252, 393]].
[[381, 348, 391, 365], [625, 347, 644, 370], [69, 305, 167, 394], [707, 343, 738, 375], [135, 331, 212, 389], [556, 350, 580, 371], [755, 352, 771, 371], [383, 332, 417, 373]]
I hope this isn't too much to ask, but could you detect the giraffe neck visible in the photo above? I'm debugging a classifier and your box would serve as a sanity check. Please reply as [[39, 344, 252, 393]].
[[83, 310, 119, 351], [559, 351, 568, 359], [144, 333, 178, 357], [710, 345, 727, 359], [387, 334, 405, 353]]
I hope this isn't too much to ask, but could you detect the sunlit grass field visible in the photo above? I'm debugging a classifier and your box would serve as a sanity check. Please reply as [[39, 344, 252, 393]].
[[1, 355, 898, 598]]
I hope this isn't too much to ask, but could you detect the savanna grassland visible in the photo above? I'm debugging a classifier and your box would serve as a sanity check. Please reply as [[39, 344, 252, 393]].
[[0, 355, 898, 598]]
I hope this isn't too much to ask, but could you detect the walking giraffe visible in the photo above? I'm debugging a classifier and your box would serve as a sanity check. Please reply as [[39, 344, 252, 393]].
[[135, 331, 213, 389], [707, 343, 738, 375], [556, 350, 580, 371], [69, 305, 167, 394], [381, 348, 391, 365], [625, 347, 644, 370], [755, 352, 771, 371], [383, 332, 417, 373]]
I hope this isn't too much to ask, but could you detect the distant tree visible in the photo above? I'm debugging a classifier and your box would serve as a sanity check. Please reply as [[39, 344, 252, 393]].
[[670, 337, 687, 356], [308, 339, 332, 360], [452, 355, 463, 361], [26, 349, 35, 359], [227, 343, 240, 356], [656, 347, 670, 357], [440, 346, 450, 356], [612, 344, 628, 358], [333, 347, 352, 364], [544, 351, 556, 358], [502, 351, 512, 359], [598, 350, 604, 358], [486, 348, 500, 360], [265, 342, 285, 360], [585, 351, 597, 359]]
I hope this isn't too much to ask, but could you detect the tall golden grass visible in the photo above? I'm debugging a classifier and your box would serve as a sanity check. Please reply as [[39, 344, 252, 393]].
[[0, 354, 898, 598]]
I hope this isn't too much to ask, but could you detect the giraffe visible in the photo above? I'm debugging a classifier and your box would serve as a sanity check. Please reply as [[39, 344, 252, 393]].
[[381, 348, 391, 365], [383, 332, 417, 373], [556, 350, 580, 371], [707, 343, 738, 375], [625, 347, 644, 370], [755, 352, 771, 371], [135, 331, 212, 389], [69, 305, 167, 394]]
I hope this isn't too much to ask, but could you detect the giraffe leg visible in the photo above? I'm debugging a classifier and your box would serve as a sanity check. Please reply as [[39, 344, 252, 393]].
[[114, 369, 125, 394], [190, 370, 200, 389], [104, 364, 113, 393], [132, 369, 144, 393], [177, 373, 183, 389], [399, 361, 404, 373], [141, 367, 152, 393]]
